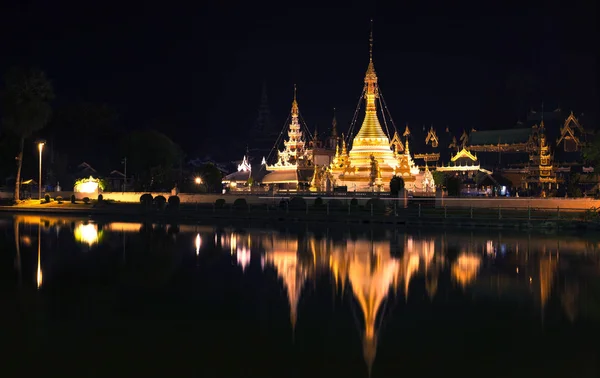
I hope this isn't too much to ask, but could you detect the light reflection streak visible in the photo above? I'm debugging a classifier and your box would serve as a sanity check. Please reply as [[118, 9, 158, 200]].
[[195, 234, 201, 255], [36, 225, 42, 289]]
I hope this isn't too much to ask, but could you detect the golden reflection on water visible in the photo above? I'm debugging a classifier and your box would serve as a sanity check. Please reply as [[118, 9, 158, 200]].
[[74, 223, 101, 246], [36, 225, 42, 289], [8, 216, 599, 376]]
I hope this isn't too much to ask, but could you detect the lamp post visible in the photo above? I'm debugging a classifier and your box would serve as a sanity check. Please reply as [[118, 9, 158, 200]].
[[38, 142, 45, 200], [122, 157, 127, 193]]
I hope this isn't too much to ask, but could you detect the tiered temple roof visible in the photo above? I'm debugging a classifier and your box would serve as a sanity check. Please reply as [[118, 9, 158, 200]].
[[263, 87, 308, 186]]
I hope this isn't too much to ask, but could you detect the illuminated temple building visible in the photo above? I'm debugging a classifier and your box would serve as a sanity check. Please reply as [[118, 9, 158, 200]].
[[325, 29, 427, 192], [261, 87, 338, 191], [222, 150, 268, 191]]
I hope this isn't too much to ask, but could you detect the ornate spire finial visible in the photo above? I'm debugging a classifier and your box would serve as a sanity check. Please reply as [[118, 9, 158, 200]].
[[369, 19, 374, 62], [291, 84, 299, 115]]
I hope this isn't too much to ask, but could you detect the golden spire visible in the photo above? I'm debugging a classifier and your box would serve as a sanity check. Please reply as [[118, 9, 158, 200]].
[[354, 20, 387, 141], [291, 84, 299, 116], [369, 18, 373, 63]]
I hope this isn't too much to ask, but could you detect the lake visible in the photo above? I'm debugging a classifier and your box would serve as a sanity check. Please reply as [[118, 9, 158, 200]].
[[1, 214, 599, 377]]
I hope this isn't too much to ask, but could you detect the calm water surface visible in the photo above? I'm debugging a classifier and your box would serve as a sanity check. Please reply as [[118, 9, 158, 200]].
[[1, 215, 599, 377]]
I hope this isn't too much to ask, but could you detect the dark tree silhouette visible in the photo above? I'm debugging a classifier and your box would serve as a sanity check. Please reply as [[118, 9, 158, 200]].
[[1, 67, 54, 200], [119, 130, 184, 191]]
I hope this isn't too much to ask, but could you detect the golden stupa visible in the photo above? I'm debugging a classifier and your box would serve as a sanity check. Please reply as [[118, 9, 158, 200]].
[[329, 24, 419, 191]]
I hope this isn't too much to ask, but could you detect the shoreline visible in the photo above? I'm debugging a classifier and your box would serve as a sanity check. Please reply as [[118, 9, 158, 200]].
[[1, 203, 599, 232]]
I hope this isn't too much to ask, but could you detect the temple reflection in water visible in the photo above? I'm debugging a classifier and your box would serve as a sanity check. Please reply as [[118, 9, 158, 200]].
[[7, 215, 600, 377]]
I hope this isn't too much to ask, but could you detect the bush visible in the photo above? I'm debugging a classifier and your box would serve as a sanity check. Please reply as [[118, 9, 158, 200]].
[[168, 195, 180, 210], [390, 175, 405, 196], [44, 194, 50, 203], [350, 198, 359, 207], [55, 196, 63, 204], [83, 197, 90, 204], [140, 193, 153, 206], [365, 198, 386, 214], [233, 198, 248, 210], [289, 196, 306, 211], [279, 200, 289, 210], [97, 194, 103, 202], [71, 194, 76, 203], [314, 197, 324, 207], [215, 198, 226, 209], [154, 195, 167, 210]]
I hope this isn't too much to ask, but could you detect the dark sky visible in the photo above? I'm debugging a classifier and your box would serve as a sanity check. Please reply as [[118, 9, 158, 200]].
[[1, 0, 597, 160]]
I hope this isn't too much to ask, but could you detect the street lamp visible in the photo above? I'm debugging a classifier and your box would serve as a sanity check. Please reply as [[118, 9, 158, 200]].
[[38, 141, 45, 200], [195, 177, 202, 185]]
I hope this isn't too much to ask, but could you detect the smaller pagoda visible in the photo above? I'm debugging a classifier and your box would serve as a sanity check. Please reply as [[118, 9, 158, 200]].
[[262, 86, 309, 190], [529, 121, 557, 189]]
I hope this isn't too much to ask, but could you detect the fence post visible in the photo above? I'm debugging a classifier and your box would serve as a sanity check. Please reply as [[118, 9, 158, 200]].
[[286, 201, 289, 214], [394, 201, 397, 216], [498, 205, 501, 220], [348, 202, 351, 215], [528, 205, 531, 220], [418, 203, 421, 218], [371, 203, 373, 216], [470, 206, 473, 219], [557, 206, 560, 220], [327, 202, 330, 215], [248, 204, 251, 213], [212, 203, 215, 213], [267, 203, 269, 213], [444, 205, 447, 219], [196, 201, 198, 212], [306, 202, 308, 215]]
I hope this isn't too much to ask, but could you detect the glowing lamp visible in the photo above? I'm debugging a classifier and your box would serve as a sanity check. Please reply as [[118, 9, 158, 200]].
[[195, 177, 202, 184], [74, 176, 100, 194]]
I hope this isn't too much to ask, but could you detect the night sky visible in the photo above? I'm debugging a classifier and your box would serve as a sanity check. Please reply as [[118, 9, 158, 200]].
[[1, 1, 597, 161]]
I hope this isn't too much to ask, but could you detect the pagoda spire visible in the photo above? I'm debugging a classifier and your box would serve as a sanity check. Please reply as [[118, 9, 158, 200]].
[[369, 18, 374, 63], [291, 84, 299, 116], [331, 108, 338, 139]]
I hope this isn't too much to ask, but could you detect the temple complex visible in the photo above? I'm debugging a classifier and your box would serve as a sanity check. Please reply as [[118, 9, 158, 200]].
[[235, 22, 595, 196]]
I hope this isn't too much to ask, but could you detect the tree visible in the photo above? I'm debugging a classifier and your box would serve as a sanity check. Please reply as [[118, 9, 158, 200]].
[[389, 175, 405, 196], [432, 170, 446, 189], [583, 134, 600, 173], [1, 67, 54, 200], [566, 173, 583, 198], [446, 176, 462, 196], [196, 163, 223, 193], [119, 130, 184, 191]]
